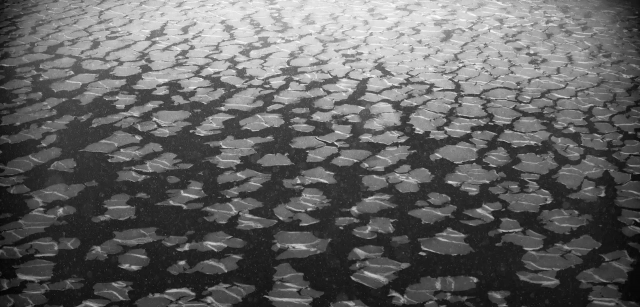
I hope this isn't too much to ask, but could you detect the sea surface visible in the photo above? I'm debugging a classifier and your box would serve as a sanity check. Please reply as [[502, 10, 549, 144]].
[[1, 0, 639, 306]]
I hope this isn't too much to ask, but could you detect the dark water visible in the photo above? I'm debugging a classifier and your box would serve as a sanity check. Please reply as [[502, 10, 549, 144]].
[[1, 0, 639, 306]]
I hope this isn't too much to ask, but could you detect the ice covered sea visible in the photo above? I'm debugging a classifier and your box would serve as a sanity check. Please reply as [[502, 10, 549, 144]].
[[1, 0, 639, 306]]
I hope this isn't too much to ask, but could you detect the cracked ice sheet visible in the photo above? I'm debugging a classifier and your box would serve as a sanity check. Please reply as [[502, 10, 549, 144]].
[[1, 0, 639, 306]]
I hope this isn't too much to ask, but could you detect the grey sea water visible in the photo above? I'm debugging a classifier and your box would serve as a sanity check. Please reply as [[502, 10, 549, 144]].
[[1, 0, 639, 306]]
